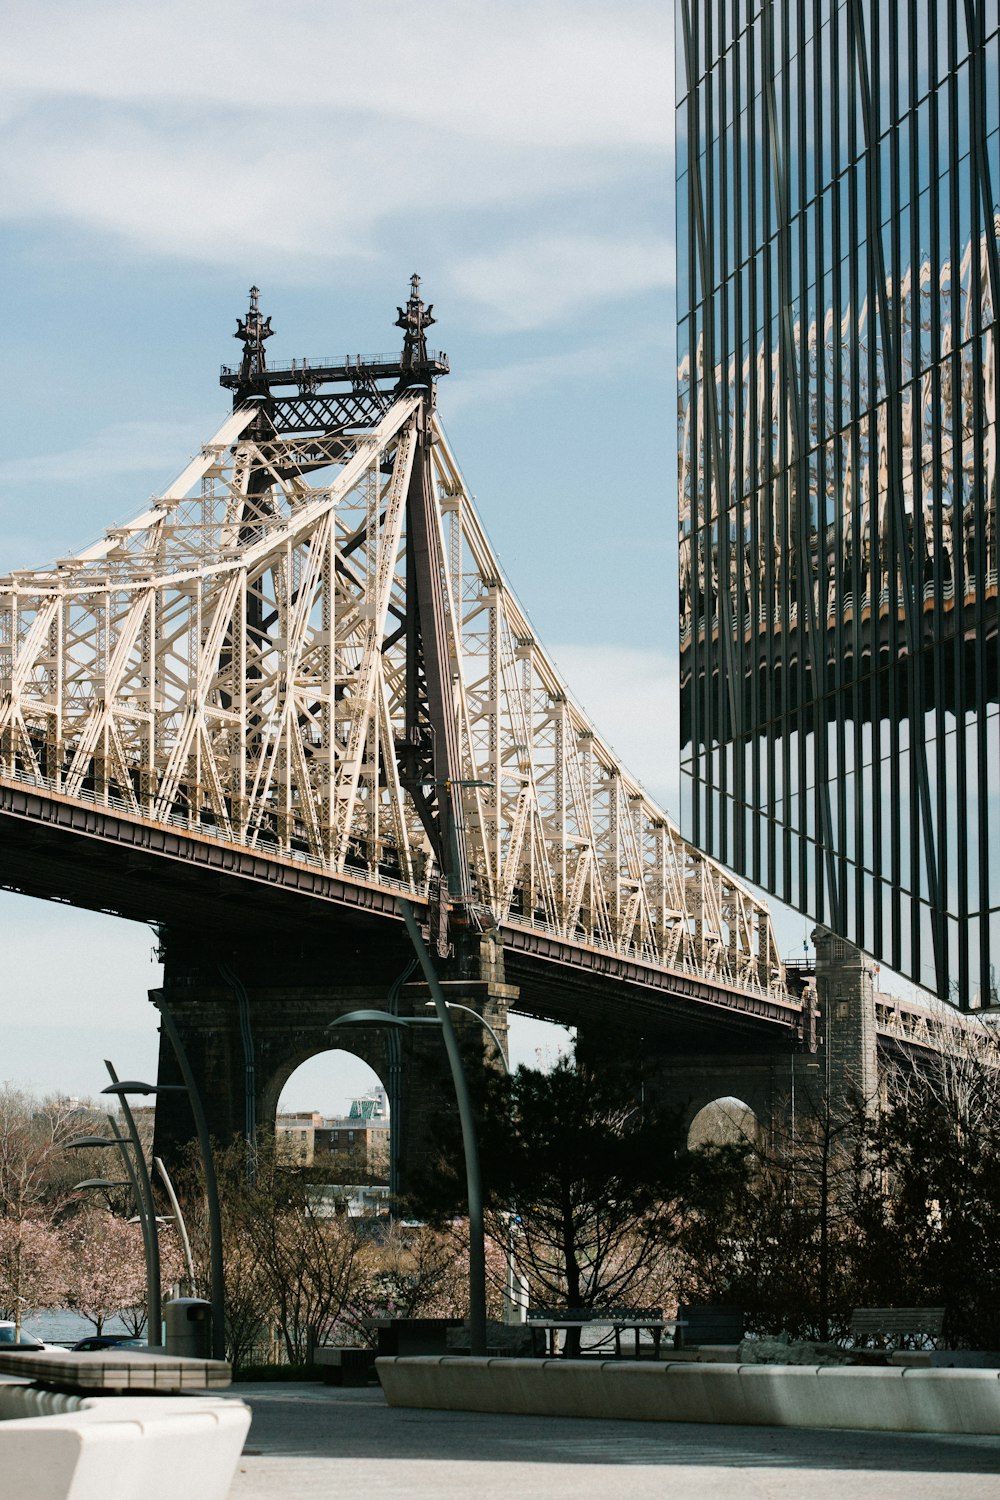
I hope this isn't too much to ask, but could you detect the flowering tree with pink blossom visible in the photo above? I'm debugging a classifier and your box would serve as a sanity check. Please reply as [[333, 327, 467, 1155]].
[[0, 1214, 69, 1323], [59, 1204, 183, 1336], [0, 1088, 89, 1336]]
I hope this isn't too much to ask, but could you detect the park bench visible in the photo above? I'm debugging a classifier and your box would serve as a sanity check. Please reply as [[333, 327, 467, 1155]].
[[363, 1316, 464, 1358], [313, 1345, 378, 1386], [0, 1348, 248, 1500], [526, 1306, 669, 1358], [674, 1303, 744, 1350], [849, 1306, 945, 1354]]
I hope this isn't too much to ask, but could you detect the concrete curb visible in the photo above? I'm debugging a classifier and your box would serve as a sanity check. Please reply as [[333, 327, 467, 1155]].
[[375, 1356, 1000, 1435]]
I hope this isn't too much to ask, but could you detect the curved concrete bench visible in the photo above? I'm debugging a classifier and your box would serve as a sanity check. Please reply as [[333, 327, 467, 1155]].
[[376, 1355, 1000, 1435], [0, 1385, 250, 1500]]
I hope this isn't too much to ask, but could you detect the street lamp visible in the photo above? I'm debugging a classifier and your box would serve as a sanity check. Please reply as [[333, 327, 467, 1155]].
[[67, 1106, 163, 1348], [329, 897, 488, 1357], [100, 1062, 167, 1345], [101, 1056, 225, 1361], [423, 1000, 528, 1324]]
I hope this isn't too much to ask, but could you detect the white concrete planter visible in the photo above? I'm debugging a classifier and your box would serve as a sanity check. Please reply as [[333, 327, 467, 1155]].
[[376, 1355, 1000, 1436], [0, 1386, 250, 1500]]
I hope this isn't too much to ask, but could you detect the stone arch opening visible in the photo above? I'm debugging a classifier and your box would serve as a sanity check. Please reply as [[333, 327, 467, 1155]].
[[687, 1096, 760, 1150], [275, 1049, 391, 1216]]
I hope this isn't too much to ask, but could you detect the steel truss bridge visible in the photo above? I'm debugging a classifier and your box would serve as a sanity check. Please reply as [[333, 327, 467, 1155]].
[[0, 280, 986, 1065], [0, 280, 800, 1048]]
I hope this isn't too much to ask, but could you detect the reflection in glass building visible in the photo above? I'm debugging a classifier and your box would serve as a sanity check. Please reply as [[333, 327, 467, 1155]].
[[677, 2, 999, 1006]]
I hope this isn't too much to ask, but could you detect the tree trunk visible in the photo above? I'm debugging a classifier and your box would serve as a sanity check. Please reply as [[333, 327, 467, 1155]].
[[562, 1202, 582, 1357], [12, 1231, 22, 1342]]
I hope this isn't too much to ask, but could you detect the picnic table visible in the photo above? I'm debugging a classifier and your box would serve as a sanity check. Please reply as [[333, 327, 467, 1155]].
[[362, 1317, 463, 1357], [526, 1307, 674, 1359]]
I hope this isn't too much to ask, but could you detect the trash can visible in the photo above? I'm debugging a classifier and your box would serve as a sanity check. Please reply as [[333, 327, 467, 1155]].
[[164, 1297, 213, 1358]]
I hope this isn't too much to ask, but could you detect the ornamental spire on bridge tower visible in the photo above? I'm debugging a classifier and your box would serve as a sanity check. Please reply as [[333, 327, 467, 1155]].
[[395, 273, 437, 395], [234, 285, 274, 403], [392, 275, 472, 962]]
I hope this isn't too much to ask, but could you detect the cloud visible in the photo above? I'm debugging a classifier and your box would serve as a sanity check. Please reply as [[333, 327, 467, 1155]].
[[0, 2, 674, 327], [1, 2, 671, 150], [449, 234, 675, 331], [0, 106, 664, 297], [0, 421, 198, 487], [547, 641, 680, 816]]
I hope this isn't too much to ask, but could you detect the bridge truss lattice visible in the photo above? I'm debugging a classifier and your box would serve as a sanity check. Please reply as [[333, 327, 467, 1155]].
[[0, 288, 785, 998]]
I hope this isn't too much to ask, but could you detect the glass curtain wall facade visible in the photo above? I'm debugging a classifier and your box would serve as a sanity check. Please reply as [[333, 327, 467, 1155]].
[[677, 0, 999, 1005]]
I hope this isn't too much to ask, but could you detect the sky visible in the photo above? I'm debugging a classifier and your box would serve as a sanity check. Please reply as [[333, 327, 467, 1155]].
[[0, 0, 679, 1111], [0, 3, 926, 1116]]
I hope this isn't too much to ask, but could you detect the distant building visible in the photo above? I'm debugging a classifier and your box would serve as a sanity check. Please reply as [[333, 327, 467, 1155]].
[[275, 1110, 324, 1165], [346, 1086, 389, 1123], [276, 1089, 390, 1182]]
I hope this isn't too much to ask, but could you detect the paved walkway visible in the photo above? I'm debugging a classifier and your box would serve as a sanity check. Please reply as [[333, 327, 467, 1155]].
[[228, 1381, 1000, 1499]]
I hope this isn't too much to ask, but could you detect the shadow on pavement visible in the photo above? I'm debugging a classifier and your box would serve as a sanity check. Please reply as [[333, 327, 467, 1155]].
[[231, 1383, 1000, 1476]]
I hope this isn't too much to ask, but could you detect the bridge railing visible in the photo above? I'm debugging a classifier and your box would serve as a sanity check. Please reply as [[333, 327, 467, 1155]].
[[874, 995, 1000, 1058], [0, 758, 792, 1006], [501, 912, 790, 1007], [219, 351, 449, 379]]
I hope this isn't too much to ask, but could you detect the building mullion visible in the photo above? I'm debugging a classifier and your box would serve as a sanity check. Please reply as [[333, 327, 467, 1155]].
[[947, 47, 971, 1008], [965, 0, 998, 1006]]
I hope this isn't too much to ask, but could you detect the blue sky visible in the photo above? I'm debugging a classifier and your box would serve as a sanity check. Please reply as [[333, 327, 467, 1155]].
[[0, 0, 681, 1108]]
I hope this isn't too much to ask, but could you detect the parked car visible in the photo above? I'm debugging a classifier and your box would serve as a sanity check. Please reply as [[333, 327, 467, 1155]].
[[0, 1321, 49, 1351], [69, 1334, 144, 1353]]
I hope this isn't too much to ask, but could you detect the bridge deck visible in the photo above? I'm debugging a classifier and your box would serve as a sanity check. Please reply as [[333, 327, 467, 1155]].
[[0, 772, 802, 1051]]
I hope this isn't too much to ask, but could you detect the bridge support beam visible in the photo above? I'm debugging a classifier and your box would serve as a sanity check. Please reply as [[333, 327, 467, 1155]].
[[810, 926, 879, 1111]]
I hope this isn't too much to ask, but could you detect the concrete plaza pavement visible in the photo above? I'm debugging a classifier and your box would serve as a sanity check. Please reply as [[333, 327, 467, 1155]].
[[227, 1380, 1000, 1499]]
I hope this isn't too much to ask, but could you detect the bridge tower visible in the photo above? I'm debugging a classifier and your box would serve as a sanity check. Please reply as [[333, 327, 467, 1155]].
[[150, 279, 513, 1193]]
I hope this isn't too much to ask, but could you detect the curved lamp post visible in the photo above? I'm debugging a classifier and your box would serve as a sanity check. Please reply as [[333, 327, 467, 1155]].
[[67, 1110, 163, 1348], [423, 1000, 508, 1068], [99, 1063, 165, 1345], [423, 1000, 527, 1324], [154, 1157, 197, 1292], [329, 897, 488, 1357], [102, 1063, 225, 1361]]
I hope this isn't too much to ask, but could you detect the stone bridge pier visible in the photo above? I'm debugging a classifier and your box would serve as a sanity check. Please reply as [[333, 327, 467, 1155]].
[[150, 922, 514, 1201], [583, 929, 879, 1147]]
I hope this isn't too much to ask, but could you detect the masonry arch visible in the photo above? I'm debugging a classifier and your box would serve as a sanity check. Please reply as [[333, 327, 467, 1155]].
[[270, 1048, 392, 1212], [686, 1096, 760, 1150]]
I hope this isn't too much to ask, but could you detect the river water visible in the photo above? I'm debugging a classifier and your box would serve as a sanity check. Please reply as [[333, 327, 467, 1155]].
[[22, 1309, 138, 1346]]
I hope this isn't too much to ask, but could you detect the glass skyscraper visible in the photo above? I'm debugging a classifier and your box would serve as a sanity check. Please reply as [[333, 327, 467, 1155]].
[[677, 1, 999, 1006]]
